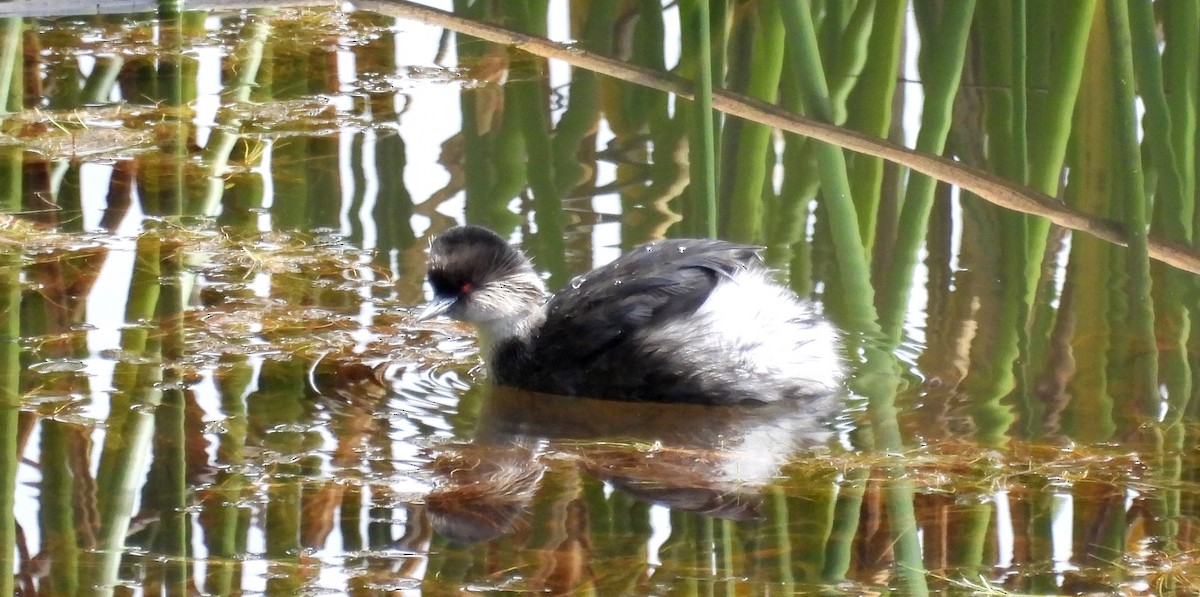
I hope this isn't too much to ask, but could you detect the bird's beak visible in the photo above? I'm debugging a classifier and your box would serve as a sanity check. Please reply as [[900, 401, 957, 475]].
[[416, 296, 457, 321]]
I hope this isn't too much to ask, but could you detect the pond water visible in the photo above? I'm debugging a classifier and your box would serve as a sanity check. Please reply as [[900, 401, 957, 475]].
[[1, 1, 1198, 596]]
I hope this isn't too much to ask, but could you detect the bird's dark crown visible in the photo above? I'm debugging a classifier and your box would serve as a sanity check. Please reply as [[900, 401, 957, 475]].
[[427, 226, 531, 298]]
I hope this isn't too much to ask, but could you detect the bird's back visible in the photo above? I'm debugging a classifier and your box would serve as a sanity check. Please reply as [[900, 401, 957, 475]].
[[491, 239, 842, 404]]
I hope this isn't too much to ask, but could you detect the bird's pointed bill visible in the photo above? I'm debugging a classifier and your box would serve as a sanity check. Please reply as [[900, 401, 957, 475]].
[[416, 296, 456, 321]]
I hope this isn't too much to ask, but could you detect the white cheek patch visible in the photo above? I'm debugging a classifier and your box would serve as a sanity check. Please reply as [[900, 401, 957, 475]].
[[461, 271, 548, 350]]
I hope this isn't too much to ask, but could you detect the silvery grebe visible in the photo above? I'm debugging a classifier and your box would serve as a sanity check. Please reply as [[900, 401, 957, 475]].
[[418, 226, 843, 405]]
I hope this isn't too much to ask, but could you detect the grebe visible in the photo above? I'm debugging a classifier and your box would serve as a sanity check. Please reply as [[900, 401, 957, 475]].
[[418, 226, 843, 405]]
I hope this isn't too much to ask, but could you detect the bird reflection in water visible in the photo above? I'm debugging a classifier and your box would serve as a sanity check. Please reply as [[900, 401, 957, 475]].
[[424, 385, 844, 543]]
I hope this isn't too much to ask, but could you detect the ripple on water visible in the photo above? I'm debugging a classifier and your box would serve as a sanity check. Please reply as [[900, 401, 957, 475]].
[[28, 358, 88, 373], [96, 348, 158, 364], [389, 365, 469, 411], [22, 391, 87, 407], [21, 391, 94, 425], [375, 364, 475, 472], [365, 578, 423, 592]]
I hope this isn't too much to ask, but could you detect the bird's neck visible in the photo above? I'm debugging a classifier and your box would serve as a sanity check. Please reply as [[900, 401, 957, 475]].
[[476, 308, 544, 361], [478, 309, 542, 387]]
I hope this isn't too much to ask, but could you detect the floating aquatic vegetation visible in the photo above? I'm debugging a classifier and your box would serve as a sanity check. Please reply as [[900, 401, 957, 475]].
[[33, 16, 173, 60], [352, 65, 493, 98], [260, 7, 394, 51], [0, 105, 194, 159], [228, 96, 370, 136]]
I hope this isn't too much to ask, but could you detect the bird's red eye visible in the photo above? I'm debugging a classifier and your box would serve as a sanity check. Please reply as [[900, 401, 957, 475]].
[[461, 282, 473, 293]]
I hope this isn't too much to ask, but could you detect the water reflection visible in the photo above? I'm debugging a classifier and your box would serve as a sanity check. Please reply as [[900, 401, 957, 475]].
[[425, 386, 844, 543]]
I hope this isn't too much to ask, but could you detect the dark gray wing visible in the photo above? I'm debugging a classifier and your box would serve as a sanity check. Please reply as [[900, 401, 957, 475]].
[[533, 238, 761, 364]]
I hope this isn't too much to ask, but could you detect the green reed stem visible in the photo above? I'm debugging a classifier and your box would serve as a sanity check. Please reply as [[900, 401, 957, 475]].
[[197, 14, 271, 216], [823, 0, 875, 125], [686, 0, 717, 238], [1001, 1, 1038, 441], [822, 468, 866, 580], [87, 235, 164, 595], [0, 19, 21, 114], [959, 223, 1021, 446], [1010, 1, 1028, 184], [251, 359, 311, 595], [612, 3, 677, 239], [204, 356, 251, 596], [452, 2, 517, 231], [1021, 479, 1059, 593], [155, 247, 190, 591], [1106, 0, 1157, 417], [1109, 5, 1181, 556], [551, 1, 615, 197], [764, 488, 794, 588], [1138, 0, 1195, 536], [877, 0, 975, 342], [81, 55, 124, 105], [1003, 0, 1038, 430], [948, 502, 992, 569], [1020, 2, 1094, 419], [372, 130, 416, 260], [843, 0, 903, 253], [93, 380, 166, 592], [978, 0, 1018, 177], [961, 0, 1020, 446], [269, 140, 311, 229], [1161, 3, 1198, 237], [306, 137, 341, 229], [604, 0, 666, 137], [698, 516, 718, 588], [1061, 4, 1116, 441], [780, 2, 922, 592], [780, 2, 870, 301], [663, 511, 699, 593], [479, 87, 528, 230], [157, 1, 182, 106], [46, 59, 80, 109], [1027, 1, 1094, 195], [724, 2, 783, 243], [1130, 1, 1188, 241], [346, 132, 366, 243], [0, 250, 17, 597], [770, 111, 818, 275], [605, 496, 655, 593], [39, 423, 79, 596], [111, 234, 162, 391], [790, 476, 836, 582], [509, 4, 566, 287]]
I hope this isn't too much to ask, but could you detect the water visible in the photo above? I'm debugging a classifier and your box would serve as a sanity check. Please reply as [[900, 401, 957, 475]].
[[0, 2, 1197, 596]]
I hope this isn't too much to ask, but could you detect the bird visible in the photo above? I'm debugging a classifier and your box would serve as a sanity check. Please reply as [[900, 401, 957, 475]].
[[417, 225, 844, 405]]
